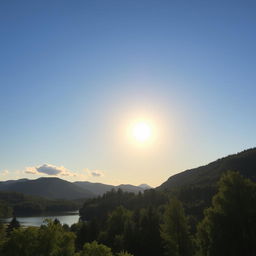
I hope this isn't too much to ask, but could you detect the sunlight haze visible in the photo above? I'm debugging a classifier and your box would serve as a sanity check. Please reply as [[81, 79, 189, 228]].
[[0, 0, 255, 187]]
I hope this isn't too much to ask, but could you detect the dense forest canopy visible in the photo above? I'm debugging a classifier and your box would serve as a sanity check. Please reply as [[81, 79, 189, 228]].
[[0, 191, 82, 217]]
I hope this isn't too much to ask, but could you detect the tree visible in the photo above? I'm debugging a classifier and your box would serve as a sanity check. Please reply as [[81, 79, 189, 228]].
[[80, 241, 113, 256], [136, 207, 163, 256], [161, 198, 192, 256], [2, 227, 38, 256], [6, 217, 20, 235], [197, 171, 256, 256], [0, 223, 6, 251], [116, 252, 134, 256], [37, 219, 75, 256], [0, 201, 12, 218], [100, 206, 132, 252]]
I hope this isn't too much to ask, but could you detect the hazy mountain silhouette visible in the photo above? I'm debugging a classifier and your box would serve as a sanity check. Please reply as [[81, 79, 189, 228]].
[[158, 148, 256, 191], [116, 184, 146, 193], [74, 182, 149, 196], [74, 181, 115, 196], [138, 183, 152, 189]]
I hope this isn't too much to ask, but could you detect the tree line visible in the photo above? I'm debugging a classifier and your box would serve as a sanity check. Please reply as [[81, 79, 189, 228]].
[[0, 191, 82, 217], [0, 171, 256, 255]]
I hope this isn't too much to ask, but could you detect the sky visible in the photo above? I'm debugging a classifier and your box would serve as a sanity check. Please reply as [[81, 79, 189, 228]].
[[0, 0, 255, 187]]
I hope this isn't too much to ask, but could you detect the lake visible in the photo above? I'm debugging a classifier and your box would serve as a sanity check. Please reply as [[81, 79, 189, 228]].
[[0, 211, 80, 227]]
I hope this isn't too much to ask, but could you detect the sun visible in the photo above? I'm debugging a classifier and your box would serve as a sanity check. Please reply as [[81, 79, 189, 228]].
[[132, 122, 152, 142]]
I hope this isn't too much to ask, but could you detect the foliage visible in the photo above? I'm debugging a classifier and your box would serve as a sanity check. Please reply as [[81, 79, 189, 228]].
[[80, 241, 113, 256], [71, 219, 100, 250], [0, 201, 12, 218], [37, 219, 75, 256], [80, 188, 168, 221], [161, 198, 193, 256], [2, 227, 38, 256], [0, 191, 80, 216], [196, 171, 256, 256], [6, 217, 20, 235], [1, 219, 75, 256], [116, 252, 134, 256], [131, 207, 163, 256], [0, 223, 6, 248]]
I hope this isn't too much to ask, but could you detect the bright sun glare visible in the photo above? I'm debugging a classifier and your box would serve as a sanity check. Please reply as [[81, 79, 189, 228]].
[[132, 122, 152, 142]]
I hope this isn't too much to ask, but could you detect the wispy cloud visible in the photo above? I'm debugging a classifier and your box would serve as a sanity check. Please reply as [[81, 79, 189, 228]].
[[25, 167, 38, 174], [0, 170, 9, 177], [84, 168, 104, 178]]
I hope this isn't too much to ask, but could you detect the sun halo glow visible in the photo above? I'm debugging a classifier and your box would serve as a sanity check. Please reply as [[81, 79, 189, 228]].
[[132, 122, 152, 142]]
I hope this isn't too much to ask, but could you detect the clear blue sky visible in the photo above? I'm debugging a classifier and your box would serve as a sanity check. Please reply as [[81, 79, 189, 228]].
[[0, 0, 255, 186]]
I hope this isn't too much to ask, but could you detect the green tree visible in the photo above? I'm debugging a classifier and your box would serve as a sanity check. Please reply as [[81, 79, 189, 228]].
[[161, 198, 192, 256], [116, 251, 134, 256], [2, 227, 38, 256], [0, 223, 6, 252], [80, 241, 113, 256], [76, 219, 100, 250], [6, 217, 20, 235], [197, 171, 256, 256], [101, 206, 132, 252], [0, 201, 12, 218], [37, 219, 75, 256], [137, 207, 163, 256]]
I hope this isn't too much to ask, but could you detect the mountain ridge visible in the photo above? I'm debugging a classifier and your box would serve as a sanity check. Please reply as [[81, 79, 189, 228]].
[[0, 177, 150, 199], [0, 177, 94, 200], [158, 147, 256, 191]]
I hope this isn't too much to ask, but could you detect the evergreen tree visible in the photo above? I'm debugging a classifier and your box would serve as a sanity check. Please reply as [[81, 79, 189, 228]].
[[137, 207, 163, 256], [6, 217, 20, 235], [197, 171, 256, 256], [161, 198, 192, 256], [101, 206, 132, 252]]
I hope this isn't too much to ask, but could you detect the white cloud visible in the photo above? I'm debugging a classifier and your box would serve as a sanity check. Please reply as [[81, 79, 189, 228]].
[[23, 165, 104, 180], [25, 164, 75, 177]]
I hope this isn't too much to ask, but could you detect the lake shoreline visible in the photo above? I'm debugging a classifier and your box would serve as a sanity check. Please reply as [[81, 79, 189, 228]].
[[0, 211, 80, 227]]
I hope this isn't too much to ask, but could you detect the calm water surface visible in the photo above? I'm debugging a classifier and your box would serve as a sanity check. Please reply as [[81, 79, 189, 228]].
[[0, 211, 80, 227]]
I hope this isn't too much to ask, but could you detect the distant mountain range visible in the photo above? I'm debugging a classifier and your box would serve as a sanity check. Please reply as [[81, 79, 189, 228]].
[[0, 178, 151, 200], [2, 148, 254, 202], [74, 182, 150, 196], [158, 147, 256, 191]]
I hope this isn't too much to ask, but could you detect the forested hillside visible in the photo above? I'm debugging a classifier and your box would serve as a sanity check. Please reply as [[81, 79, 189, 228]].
[[0, 191, 81, 217], [0, 178, 94, 200], [159, 148, 256, 190], [157, 148, 256, 224]]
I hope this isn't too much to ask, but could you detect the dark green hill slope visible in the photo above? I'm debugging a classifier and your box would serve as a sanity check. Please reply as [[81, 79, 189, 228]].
[[158, 148, 256, 191], [0, 177, 94, 200], [0, 191, 81, 217], [157, 148, 256, 227]]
